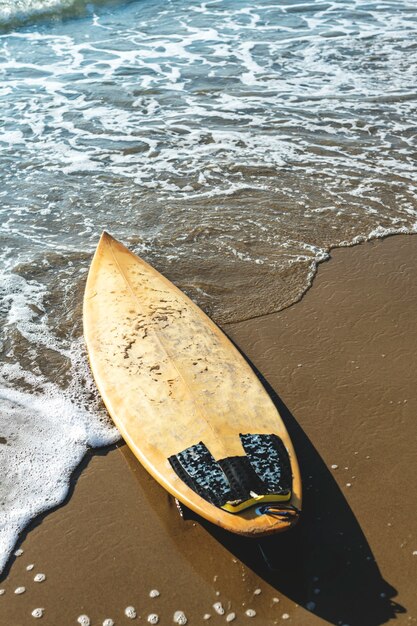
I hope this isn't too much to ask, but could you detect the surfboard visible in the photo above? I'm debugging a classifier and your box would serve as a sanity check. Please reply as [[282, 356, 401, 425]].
[[83, 232, 301, 536]]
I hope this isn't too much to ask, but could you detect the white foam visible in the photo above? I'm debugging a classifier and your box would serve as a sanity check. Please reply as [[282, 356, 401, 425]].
[[213, 602, 225, 615], [125, 606, 137, 619], [173, 611, 188, 625], [0, 354, 118, 574], [31, 607, 44, 618], [0, 0, 108, 29]]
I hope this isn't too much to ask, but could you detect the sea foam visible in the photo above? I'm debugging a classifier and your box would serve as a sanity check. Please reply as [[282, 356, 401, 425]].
[[0, 379, 118, 574]]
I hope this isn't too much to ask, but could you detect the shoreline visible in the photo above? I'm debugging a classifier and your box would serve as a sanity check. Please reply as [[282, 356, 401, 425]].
[[224, 231, 417, 326], [1, 233, 417, 625]]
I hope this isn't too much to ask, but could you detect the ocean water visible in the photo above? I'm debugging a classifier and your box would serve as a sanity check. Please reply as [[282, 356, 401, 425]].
[[0, 0, 416, 573]]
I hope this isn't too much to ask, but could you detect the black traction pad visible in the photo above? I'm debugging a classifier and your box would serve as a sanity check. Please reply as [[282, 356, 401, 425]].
[[169, 442, 232, 507], [240, 433, 292, 494], [169, 434, 292, 509]]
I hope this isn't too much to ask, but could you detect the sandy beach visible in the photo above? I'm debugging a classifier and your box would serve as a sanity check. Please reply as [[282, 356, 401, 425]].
[[1, 233, 416, 626]]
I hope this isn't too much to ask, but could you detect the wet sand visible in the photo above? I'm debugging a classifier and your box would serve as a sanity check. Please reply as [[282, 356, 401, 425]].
[[1, 234, 416, 625]]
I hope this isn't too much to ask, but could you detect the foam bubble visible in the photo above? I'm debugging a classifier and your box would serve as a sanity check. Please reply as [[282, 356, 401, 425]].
[[245, 609, 256, 617], [149, 589, 160, 598], [102, 620, 114, 626], [213, 602, 225, 615], [125, 606, 137, 619], [14, 586, 26, 594], [173, 611, 188, 625], [226, 612, 236, 622], [34, 573, 46, 582], [147, 615, 159, 625], [31, 607, 44, 618], [77, 617, 90, 626]]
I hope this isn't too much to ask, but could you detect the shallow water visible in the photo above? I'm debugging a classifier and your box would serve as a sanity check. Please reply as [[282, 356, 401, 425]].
[[0, 0, 416, 573]]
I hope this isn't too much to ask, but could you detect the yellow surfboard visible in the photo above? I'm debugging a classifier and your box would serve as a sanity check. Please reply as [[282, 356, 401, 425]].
[[83, 233, 301, 536]]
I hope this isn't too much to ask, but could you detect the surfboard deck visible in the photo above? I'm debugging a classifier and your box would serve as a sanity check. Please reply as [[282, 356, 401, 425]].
[[83, 232, 301, 536]]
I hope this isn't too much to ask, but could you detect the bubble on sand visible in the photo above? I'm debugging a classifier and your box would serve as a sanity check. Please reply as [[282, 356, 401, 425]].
[[77, 616, 91, 626], [125, 606, 137, 619], [331, 464, 338, 470], [272, 598, 279, 603], [226, 612, 236, 622], [213, 602, 225, 615], [26, 564, 35, 571], [346, 483, 352, 488], [412, 551, 417, 556], [15, 586, 26, 594], [0, 589, 4, 595], [149, 589, 160, 598], [103, 620, 114, 626], [245, 609, 256, 617], [147, 614, 159, 624], [34, 573, 46, 582], [14, 548, 24, 556], [31, 608, 44, 618], [254, 588, 261, 595], [282, 614, 290, 620], [173, 610, 187, 625], [203, 615, 211, 620]]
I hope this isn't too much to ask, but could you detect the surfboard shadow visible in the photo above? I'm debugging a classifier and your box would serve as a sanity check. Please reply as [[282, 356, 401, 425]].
[[192, 360, 406, 626], [120, 358, 405, 626]]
